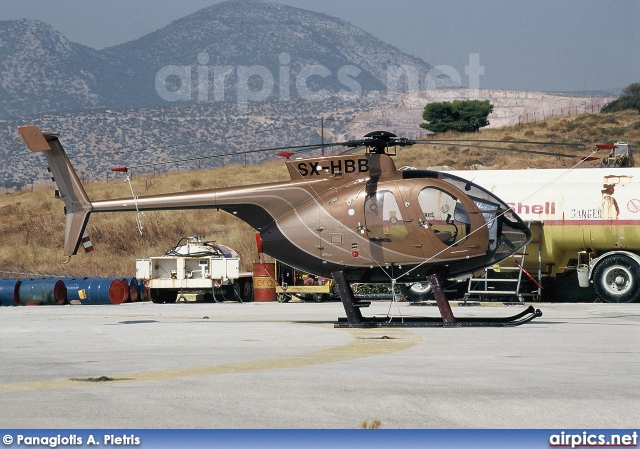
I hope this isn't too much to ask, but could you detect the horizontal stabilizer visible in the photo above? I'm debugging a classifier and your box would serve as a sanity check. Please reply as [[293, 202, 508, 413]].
[[19, 126, 53, 152]]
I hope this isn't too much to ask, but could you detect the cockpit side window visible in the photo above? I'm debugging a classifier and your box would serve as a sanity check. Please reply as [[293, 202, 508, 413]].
[[417, 187, 470, 246], [364, 190, 408, 242]]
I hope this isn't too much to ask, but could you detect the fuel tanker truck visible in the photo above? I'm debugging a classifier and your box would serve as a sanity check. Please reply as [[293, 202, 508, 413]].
[[442, 163, 640, 303]]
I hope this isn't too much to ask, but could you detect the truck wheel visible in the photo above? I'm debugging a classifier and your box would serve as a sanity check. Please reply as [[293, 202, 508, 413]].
[[240, 280, 253, 302], [592, 255, 640, 303], [151, 289, 175, 303], [230, 284, 242, 302], [399, 282, 434, 302], [150, 289, 162, 304]]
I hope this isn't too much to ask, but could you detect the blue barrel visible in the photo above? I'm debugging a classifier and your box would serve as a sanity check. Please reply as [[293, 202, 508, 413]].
[[137, 278, 149, 302], [129, 278, 139, 302], [0, 278, 19, 306], [17, 278, 67, 306], [61, 277, 89, 303], [68, 278, 127, 305]]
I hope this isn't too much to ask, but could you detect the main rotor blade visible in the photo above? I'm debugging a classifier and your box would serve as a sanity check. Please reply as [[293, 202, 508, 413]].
[[438, 143, 595, 159], [413, 138, 585, 147], [338, 145, 366, 156], [123, 141, 349, 170]]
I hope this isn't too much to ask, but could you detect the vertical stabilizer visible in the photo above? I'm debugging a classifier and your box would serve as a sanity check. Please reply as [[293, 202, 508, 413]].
[[19, 126, 93, 257]]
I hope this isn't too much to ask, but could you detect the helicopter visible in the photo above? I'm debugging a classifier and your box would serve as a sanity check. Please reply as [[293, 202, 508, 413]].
[[19, 126, 541, 326]]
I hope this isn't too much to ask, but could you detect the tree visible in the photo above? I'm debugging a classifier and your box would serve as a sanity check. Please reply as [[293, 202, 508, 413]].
[[420, 99, 494, 133], [602, 83, 640, 113]]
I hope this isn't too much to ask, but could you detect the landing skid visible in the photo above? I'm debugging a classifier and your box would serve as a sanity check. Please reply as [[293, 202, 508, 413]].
[[332, 272, 542, 328]]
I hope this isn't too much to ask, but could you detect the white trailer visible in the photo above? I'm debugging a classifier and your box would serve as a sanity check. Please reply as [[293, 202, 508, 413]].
[[135, 237, 253, 303]]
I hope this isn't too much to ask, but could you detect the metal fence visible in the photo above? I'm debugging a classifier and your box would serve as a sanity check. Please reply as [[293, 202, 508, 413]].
[[515, 98, 614, 125]]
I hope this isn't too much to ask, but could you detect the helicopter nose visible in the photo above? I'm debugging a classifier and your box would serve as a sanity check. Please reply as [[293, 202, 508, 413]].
[[472, 184, 532, 267], [491, 211, 532, 265]]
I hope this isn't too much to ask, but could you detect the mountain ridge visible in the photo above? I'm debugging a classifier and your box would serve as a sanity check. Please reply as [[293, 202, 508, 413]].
[[0, 0, 456, 119], [0, 18, 116, 117]]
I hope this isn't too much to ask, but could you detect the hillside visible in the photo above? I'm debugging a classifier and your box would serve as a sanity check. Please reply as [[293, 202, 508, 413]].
[[0, 89, 615, 190], [0, 0, 455, 119], [0, 94, 379, 189], [2, 109, 638, 279]]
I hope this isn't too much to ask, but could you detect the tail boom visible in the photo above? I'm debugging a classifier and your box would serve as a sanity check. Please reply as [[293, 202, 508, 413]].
[[19, 125, 93, 257]]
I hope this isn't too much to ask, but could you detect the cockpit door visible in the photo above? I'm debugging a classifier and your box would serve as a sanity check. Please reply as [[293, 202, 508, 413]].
[[410, 183, 490, 260]]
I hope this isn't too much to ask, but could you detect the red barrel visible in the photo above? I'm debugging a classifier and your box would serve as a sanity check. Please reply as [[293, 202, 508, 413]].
[[252, 263, 276, 302], [108, 279, 128, 305], [121, 278, 130, 302]]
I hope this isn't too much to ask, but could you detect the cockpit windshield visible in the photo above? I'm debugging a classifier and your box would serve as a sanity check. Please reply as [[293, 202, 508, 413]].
[[402, 169, 531, 266]]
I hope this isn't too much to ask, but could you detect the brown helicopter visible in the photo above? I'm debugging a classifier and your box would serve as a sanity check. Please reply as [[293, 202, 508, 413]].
[[19, 126, 539, 326]]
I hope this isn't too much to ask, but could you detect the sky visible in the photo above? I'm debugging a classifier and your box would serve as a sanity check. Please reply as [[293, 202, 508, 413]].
[[1, 0, 638, 92]]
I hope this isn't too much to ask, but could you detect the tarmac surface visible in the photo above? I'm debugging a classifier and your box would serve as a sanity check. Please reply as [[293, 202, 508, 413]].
[[0, 300, 638, 429]]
